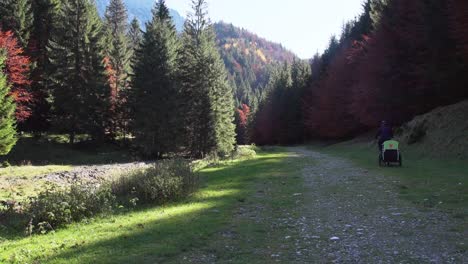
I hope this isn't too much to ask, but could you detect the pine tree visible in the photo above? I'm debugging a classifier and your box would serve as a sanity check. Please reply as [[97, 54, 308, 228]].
[[48, 0, 108, 144], [25, 0, 60, 133], [0, 52, 17, 155], [103, 0, 132, 139], [0, 0, 33, 48], [130, 0, 180, 158], [179, 0, 236, 157], [370, 0, 389, 29], [128, 18, 142, 54], [104, 0, 131, 91], [105, 0, 127, 35]]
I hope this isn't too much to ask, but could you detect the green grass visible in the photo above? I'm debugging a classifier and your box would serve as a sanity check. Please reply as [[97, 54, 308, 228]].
[[0, 149, 305, 263], [317, 141, 468, 215]]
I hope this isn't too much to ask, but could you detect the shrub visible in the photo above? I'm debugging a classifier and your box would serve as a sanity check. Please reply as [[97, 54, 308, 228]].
[[233, 145, 257, 160], [1, 160, 10, 168], [0, 200, 29, 231], [4, 159, 197, 234], [111, 159, 197, 206], [27, 183, 115, 231]]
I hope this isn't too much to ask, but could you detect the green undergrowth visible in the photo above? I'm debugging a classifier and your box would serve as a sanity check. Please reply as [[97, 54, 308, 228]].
[[0, 149, 299, 264], [317, 141, 468, 217]]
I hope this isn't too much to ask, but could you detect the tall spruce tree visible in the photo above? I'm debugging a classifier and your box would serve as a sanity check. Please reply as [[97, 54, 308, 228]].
[[48, 0, 108, 144], [104, 0, 132, 138], [104, 0, 131, 91], [130, 0, 180, 157], [128, 18, 142, 55], [0, 53, 17, 155], [0, 0, 33, 48], [179, 0, 236, 157], [25, 0, 60, 133]]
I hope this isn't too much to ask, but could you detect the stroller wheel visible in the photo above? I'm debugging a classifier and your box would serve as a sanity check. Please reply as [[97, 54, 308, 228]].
[[398, 153, 403, 167]]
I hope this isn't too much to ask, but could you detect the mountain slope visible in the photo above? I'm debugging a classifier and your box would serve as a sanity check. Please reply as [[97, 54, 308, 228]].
[[95, 0, 184, 31], [396, 100, 468, 159], [215, 22, 296, 108]]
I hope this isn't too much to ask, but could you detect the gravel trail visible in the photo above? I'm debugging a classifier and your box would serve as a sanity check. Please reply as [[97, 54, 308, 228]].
[[141, 147, 466, 263], [286, 147, 466, 263]]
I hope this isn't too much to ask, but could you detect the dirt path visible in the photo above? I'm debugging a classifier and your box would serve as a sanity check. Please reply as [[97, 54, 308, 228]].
[[284, 147, 466, 263], [176, 147, 466, 263]]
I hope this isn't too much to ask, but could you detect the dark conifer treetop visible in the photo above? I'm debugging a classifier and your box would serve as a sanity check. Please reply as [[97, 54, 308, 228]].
[[0, 0, 33, 48], [105, 0, 128, 35]]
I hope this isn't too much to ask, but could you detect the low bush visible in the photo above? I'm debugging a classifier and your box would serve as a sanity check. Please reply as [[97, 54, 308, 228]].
[[233, 145, 257, 160], [0, 200, 28, 231], [3, 159, 198, 234], [111, 159, 197, 205], [27, 183, 115, 231], [1, 160, 10, 168]]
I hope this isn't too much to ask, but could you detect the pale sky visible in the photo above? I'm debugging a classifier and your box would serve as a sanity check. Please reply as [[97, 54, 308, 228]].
[[166, 0, 366, 59]]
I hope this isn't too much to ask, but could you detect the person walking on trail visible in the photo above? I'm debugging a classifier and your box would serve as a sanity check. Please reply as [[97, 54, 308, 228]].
[[376, 121, 393, 151]]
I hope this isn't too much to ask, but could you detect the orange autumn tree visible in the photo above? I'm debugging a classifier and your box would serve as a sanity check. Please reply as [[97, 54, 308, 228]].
[[235, 104, 250, 144], [103, 56, 120, 138]]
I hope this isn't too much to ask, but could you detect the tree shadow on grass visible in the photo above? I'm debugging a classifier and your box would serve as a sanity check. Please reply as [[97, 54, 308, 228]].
[[4, 154, 292, 263], [1, 137, 134, 166]]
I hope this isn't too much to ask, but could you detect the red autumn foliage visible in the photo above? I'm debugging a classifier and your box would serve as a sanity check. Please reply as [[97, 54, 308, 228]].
[[304, 47, 360, 138], [104, 56, 118, 107], [301, 0, 457, 140], [103, 56, 121, 138], [237, 104, 250, 127], [350, 0, 431, 127], [0, 30, 32, 122], [235, 104, 250, 144]]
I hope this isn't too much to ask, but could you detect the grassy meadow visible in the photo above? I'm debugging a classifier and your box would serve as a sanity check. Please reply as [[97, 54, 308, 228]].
[[1, 148, 308, 263]]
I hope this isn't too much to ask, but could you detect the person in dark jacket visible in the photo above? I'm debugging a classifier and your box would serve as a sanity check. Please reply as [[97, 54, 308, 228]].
[[376, 121, 393, 151]]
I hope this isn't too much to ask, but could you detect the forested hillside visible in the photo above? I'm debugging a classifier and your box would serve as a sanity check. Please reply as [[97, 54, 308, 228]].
[[252, 0, 468, 145], [215, 22, 296, 109]]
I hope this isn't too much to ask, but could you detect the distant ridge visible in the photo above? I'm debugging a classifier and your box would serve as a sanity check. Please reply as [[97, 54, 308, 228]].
[[95, 0, 185, 31]]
